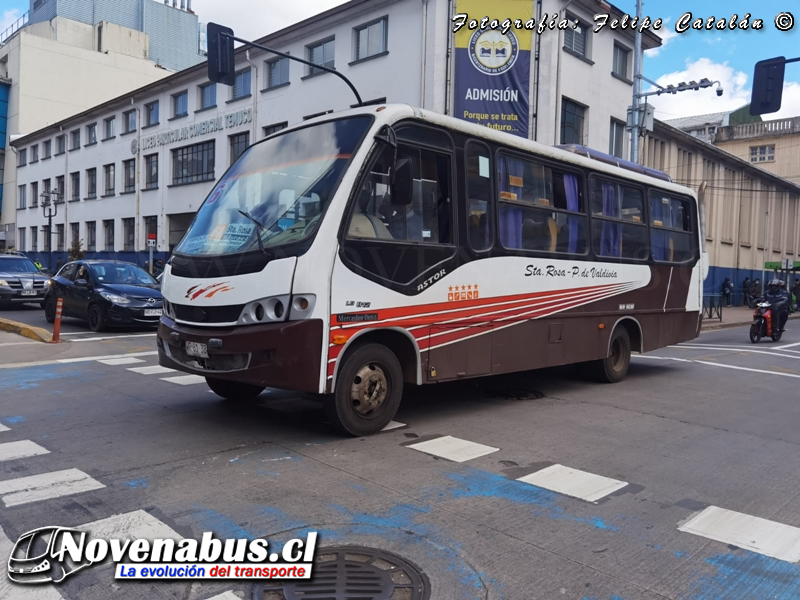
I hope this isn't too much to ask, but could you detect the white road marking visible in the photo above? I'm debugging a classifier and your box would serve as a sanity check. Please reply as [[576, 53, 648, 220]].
[[0, 441, 50, 462], [694, 360, 800, 379], [161, 374, 206, 385], [98, 357, 146, 366], [204, 592, 243, 600], [678, 506, 800, 563], [407, 436, 499, 462], [670, 345, 800, 361], [73, 333, 156, 342], [57, 351, 158, 364], [633, 355, 691, 362], [0, 526, 66, 599], [127, 365, 176, 375], [517, 464, 628, 503], [0, 469, 105, 507], [0, 341, 41, 347], [381, 421, 407, 431], [773, 341, 800, 350], [0, 424, 9, 432]]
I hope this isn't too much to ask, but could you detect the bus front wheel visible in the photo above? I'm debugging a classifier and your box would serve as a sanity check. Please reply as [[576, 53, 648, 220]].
[[327, 343, 403, 436], [586, 327, 631, 383], [206, 377, 266, 401]]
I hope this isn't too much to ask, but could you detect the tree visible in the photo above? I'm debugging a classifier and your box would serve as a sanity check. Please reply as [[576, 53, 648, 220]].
[[68, 238, 85, 262]]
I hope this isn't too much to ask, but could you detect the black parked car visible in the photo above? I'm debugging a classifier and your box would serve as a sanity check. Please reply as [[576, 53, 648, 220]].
[[44, 260, 163, 332], [0, 255, 51, 308]]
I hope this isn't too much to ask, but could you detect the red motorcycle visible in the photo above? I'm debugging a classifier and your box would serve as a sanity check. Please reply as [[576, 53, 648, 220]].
[[750, 300, 783, 343]]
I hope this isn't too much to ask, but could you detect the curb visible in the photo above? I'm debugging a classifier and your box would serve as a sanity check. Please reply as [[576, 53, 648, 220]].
[[0, 317, 53, 343], [701, 313, 800, 333]]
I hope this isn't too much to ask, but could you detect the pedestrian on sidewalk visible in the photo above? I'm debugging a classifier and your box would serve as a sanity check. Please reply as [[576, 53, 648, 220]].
[[751, 279, 762, 303], [722, 277, 733, 307], [742, 277, 751, 306]]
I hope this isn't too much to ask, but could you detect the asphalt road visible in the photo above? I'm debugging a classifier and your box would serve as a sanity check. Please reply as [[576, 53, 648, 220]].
[[1, 324, 799, 599]]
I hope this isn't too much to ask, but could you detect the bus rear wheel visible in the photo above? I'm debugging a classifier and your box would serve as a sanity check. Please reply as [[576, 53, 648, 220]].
[[206, 377, 265, 401], [326, 343, 403, 437], [586, 327, 631, 383]]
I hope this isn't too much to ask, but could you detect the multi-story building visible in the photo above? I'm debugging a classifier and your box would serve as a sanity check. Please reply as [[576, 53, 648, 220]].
[[10, 0, 664, 269], [714, 116, 800, 182], [0, 0, 206, 249], [664, 104, 760, 144]]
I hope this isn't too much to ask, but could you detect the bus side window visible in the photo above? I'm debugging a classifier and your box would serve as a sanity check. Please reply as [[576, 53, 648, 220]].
[[590, 178, 648, 260], [346, 146, 395, 240], [465, 141, 492, 251]]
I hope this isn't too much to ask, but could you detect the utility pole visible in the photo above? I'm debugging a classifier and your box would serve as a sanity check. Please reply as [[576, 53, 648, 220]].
[[630, 0, 643, 164], [761, 209, 769, 288], [41, 190, 60, 273]]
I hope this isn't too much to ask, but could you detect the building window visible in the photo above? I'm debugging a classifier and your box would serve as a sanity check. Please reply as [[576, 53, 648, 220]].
[[145, 101, 159, 127], [31, 181, 38, 208], [122, 159, 135, 192], [43, 140, 51, 159], [124, 110, 136, 133], [612, 44, 629, 79], [103, 164, 115, 195], [17, 228, 25, 252], [56, 224, 65, 252], [560, 98, 585, 145], [104, 117, 115, 139], [70, 222, 79, 247], [56, 135, 65, 154], [144, 216, 157, 245], [172, 141, 215, 185], [86, 123, 97, 145], [103, 220, 114, 251], [145, 154, 158, 189], [232, 68, 251, 100], [30, 144, 38, 162], [70, 172, 80, 201], [122, 218, 135, 251], [17, 184, 26, 209], [42, 178, 51, 201], [55, 175, 64, 201], [70, 129, 80, 150], [31, 226, 38, 251], [87, 168, 97, 199], [266, 57, 289, 89], [263, 122, 288, 137], [354, 17, 387, 61], [199, 83, 216, 110], [229, 132, 249, 166], [563, 16, 588, 57], [86, 221, 96, 252], [173, 91, 188, 117], [750, 145, 775, 163], [307, 38, 335, 76], [609, 119, 625, 158], [17, 148, 26, 166]]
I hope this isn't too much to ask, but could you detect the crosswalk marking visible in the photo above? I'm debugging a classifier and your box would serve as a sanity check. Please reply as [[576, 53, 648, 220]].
[[678, 506, 800, 563], [0, 440, 50, 462], [407, 436, 499, 462], [205, 592, 243, 600], [98, 357, 146, 366], [0, 526, 65, 599], [128, 365, 176, 375], [381, 421, 406, 431], [161, 374, 206, 385], [517, 464, 628, 503], [0, 469, 105, 507], [0, 424, 9, 432]]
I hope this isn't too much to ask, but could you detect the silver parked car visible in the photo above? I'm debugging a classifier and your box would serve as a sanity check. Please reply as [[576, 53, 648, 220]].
[[0, 255, 51, 308]]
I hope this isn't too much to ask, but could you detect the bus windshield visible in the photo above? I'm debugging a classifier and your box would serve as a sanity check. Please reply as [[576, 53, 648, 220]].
[[175, 116, 373, 257]]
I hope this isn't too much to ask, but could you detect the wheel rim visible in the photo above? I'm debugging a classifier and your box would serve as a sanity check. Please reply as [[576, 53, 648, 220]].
[[349, 362, 389, 417], [89, 307, 99, 329], [609, 338, 625, 372]]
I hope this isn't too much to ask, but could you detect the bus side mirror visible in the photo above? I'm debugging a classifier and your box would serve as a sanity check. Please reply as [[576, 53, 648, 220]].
[[207, 23, 236, 86], [391, 158, 413, 206], [750, 57, 786, 116]]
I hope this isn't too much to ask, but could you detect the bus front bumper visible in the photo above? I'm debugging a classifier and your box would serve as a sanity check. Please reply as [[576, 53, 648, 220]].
[[156, 317, 324, 394]]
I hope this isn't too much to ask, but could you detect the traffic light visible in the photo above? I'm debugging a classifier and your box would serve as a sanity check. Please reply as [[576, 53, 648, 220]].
[[207, 22, 235, 86], [750, 57, 786, 116]]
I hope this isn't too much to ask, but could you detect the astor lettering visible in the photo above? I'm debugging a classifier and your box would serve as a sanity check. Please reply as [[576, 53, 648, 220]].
[[417, 269, 447, 292]]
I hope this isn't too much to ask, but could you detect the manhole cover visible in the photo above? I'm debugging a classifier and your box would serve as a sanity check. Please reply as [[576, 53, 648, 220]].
[[254, 546, 431, 600]]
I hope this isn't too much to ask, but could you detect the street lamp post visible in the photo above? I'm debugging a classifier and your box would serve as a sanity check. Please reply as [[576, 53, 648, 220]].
[[41, 190, 61, 273]]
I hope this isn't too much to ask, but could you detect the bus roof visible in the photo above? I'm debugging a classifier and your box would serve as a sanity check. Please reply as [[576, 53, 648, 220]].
[[285, 103, 698, 200]]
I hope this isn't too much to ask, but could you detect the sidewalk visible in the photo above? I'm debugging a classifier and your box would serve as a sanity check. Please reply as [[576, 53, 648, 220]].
[[700, 305, 799, 331]]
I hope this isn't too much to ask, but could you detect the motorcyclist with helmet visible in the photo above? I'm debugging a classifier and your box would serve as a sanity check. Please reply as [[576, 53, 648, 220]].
[[764, 279, 790, 332]]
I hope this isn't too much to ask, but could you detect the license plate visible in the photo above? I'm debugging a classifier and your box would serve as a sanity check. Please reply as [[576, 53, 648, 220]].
[[185, 341, 208, 358], [144, 309, 162, 317], [20, 290, 36, 296]]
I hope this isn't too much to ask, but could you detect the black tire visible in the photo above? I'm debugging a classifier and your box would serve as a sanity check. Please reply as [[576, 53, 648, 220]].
[[750, 322, 762, 344], [772, 328, 783, 342], [206, 377, 265, 401], [88, 303, 106, 332], [326, 343, 403, 436], [586, 327, 631, 383], [44, 296, 56, 323]]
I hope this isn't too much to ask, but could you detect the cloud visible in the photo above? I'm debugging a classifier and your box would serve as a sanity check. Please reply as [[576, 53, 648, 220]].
[[0, 8, 22, 34], [644, 57, 800, 121], [644, 18, 679, 58], [190, 0, 349, 42]]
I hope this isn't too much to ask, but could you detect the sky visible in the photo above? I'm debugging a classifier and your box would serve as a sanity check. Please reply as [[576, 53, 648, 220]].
[[1, 0, 798, 122]]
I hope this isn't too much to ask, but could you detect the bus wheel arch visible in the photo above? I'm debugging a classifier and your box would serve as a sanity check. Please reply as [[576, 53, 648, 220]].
[[331, 328, 422, 390], [610, 317, 643, 354], [585, 320, 638, 384]]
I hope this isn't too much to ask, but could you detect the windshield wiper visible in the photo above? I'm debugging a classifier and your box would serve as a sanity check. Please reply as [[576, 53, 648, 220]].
[[238, 210, 269, 256]]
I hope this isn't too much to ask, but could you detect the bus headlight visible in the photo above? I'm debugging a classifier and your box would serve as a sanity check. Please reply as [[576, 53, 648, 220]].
[[289, 294, 316, 320], [163, 298, 176, 319], [237, 295, 291, 325]]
